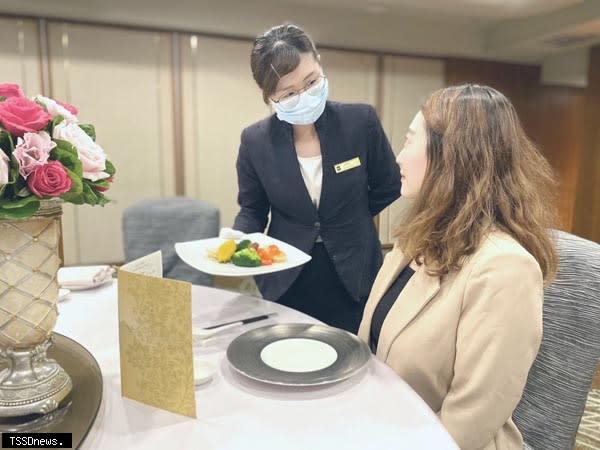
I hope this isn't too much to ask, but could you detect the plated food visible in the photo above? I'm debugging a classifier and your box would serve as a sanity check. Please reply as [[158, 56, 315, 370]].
[[207, 239, 287, 267], [175, 232, 311, 277]]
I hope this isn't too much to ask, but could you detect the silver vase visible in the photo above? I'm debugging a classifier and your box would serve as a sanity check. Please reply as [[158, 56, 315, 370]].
[[0, 199, 72, 416]]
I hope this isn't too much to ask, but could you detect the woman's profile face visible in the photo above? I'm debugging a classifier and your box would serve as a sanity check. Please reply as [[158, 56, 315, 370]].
[[397, 111, 428, 198], [271, 53, 323, 103]]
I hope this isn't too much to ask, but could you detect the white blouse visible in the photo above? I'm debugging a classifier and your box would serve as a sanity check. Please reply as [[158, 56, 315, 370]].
[[297, 155, 323, 209], [298, 155, 323, 243]]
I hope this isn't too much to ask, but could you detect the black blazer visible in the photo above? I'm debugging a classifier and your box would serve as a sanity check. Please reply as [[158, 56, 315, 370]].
[[233, 101, 401, 304]]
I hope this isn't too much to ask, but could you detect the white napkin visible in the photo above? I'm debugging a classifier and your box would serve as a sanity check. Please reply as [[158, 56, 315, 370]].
[[57, 265, 115, 289], [218, 227, 246, 240]]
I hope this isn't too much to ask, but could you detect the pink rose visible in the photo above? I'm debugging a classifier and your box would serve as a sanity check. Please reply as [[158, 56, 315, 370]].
[[34, 95, 78, 124], [13, 131, 56, 178], [0, 97, 52, 136], [0, 151, 9, 186], [0, 83, 24, 99], [53, 122, 109, 181], [26, 161, 72, 197]]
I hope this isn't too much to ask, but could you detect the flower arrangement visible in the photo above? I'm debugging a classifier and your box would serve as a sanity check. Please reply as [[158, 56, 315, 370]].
[[0, 83, 115, 220]]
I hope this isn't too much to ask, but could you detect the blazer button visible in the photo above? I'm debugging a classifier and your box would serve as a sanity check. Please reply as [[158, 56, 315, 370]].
[[314, 221, 320, 229]]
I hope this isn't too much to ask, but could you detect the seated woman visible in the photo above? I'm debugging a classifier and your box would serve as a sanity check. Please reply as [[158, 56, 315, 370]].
[[358, 84, 557, 450]]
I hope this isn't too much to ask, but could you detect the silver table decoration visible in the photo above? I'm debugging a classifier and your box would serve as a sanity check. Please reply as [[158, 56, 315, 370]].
[[0, 199, 72, 416]]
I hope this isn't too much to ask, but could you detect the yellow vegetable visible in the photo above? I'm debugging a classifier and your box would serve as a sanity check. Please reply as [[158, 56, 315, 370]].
[[272, 251, 287, 263], [216, 239, 236, 263]]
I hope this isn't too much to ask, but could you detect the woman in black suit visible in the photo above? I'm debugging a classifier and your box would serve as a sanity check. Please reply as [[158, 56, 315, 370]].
[[231, 24, 400, 333]]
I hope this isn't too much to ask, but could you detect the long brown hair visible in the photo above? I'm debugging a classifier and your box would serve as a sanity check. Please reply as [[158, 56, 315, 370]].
[[395, 84, 557, 282]]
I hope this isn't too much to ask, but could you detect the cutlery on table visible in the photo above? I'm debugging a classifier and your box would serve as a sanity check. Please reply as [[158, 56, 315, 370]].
[[192, 313, 277, 338]]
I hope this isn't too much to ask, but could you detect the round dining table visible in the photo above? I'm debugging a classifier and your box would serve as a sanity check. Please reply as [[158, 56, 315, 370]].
[[54, 280, 458, 450]]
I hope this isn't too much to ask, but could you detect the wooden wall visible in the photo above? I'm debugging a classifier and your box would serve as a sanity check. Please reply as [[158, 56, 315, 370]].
[[445, 58, 585, 232], [534, 86, 585, 232], [573, 46, 600, 242]]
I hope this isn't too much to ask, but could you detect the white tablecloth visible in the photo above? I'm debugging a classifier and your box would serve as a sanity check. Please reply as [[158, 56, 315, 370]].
[[54, 281, 458, 450]]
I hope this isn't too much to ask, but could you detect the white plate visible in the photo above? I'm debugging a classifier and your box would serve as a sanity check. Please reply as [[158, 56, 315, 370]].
[[175, 233, 311, 277], [58, 288, 71, 302], [227, 324, 371, 386], [260, 338, 338, 372]]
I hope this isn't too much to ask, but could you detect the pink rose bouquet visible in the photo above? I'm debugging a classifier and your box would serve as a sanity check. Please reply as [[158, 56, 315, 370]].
[[0, 83, 115, 219]]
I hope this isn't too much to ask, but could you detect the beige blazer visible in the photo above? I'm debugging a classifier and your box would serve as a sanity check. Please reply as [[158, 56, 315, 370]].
[[358, 232, 543, 450]]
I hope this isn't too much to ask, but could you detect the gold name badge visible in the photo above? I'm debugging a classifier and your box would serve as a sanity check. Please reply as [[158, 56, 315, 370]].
[[334, 157, 361, 173]]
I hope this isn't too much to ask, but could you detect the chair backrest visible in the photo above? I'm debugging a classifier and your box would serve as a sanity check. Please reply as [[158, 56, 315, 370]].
[[122, 197, 219, 286], [513, 230, 600, 450]]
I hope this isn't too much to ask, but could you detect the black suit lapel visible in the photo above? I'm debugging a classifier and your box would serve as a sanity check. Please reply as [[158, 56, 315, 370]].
[[272, 120, 319, 221], [316, 106, 331, 217]]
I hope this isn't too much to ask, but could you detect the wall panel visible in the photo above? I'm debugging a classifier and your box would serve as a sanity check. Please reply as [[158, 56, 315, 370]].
[[573, 46, 600, 242], [318, 49, 377, 105], [48, 23, 175, 264], [180, 36, 270, 230], [0, 18, 42, 96], [378, 56, 445, 245]]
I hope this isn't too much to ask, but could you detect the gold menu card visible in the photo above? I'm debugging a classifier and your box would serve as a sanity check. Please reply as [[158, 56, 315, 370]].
[[117, 251, 196, 418]]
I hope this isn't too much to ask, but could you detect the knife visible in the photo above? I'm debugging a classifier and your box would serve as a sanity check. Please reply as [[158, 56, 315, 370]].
[[192, 313, 277, 338]]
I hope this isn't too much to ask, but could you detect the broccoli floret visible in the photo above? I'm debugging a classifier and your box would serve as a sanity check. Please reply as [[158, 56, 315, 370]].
[[231, 247, 262, 267], [236, 239, 251, 251]]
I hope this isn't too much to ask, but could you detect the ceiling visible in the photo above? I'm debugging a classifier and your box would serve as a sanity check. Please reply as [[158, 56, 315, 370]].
[[0, 0, 599, 78], [278, 0, 583, 20]]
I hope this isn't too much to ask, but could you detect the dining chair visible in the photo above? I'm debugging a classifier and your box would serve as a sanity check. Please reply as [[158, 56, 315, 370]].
[[122, 197, 219, 286], [513, 230, 600, 450]]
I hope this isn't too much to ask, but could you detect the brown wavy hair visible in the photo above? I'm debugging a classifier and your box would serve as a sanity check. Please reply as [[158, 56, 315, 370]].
[[394, 84, 557, 282]]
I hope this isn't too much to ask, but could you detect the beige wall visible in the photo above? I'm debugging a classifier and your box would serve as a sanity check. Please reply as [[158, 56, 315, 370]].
[[181, 36, 270, 230], [48, 23, 176, 264], [378, 57, 445, 244], [0, 18, 42, 96]]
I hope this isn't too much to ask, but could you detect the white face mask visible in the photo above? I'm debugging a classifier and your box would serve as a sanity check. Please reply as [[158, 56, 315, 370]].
[[271, 77, 329, 125]]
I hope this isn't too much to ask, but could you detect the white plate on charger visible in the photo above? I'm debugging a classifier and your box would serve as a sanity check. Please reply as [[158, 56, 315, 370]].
[[175, 233, 311, 277]]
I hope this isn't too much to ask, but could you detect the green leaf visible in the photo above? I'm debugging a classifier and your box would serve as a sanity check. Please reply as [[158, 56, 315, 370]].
[[95, 190, 110, 206], [47, 115, 65, 135], [7, 154, 19, 186], [105, 159, 116, 177], [0, 196, 40, 220], [82, 182, 98, 205], [53, 138, 78, 155], [51, 140, 83, 177], [60, 168, 84, 204], [79, 124, 96, 141], [90, 179, 109, 190], [0, 131, 13, 153], [0, 196, 38, 209], [52, 115, 64, 128], [60, 191, 84, 204]]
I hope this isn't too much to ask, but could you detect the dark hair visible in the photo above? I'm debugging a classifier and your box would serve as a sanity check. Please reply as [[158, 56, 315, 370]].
[[250, 24, 319, 104], [394, 84, 557, 282]]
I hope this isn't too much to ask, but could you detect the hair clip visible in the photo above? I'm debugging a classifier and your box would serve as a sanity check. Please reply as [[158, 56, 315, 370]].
[[270, 63, 281, 79]]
